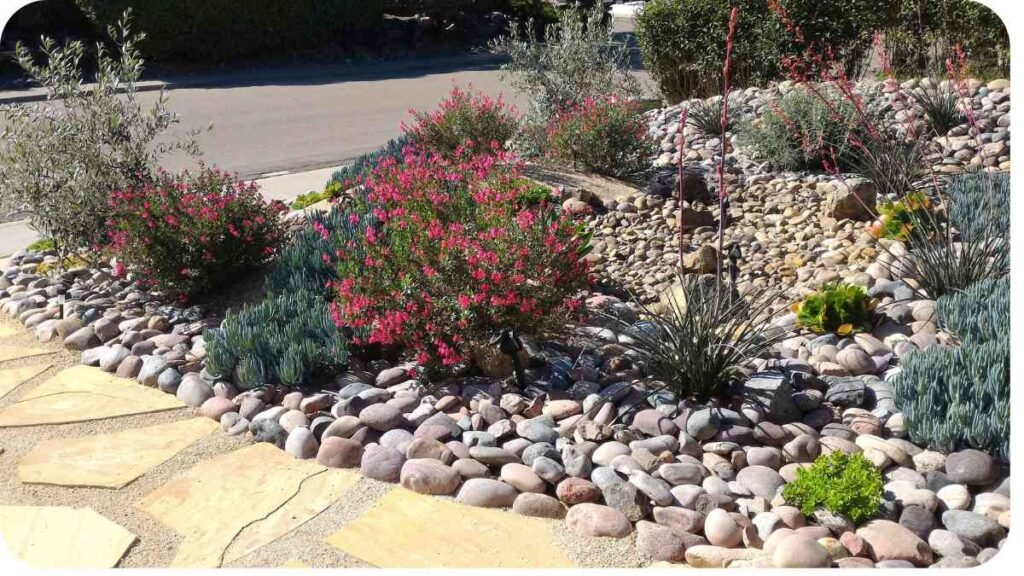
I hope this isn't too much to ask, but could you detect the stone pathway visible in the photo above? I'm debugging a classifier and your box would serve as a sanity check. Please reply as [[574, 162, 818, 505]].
[[0, 320, 598, 569], [325, 487, 575, 568], [0, 505, 136, 568]]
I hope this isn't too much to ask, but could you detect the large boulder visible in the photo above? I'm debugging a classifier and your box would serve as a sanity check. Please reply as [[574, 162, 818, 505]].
[[825, 178, 876, 221]]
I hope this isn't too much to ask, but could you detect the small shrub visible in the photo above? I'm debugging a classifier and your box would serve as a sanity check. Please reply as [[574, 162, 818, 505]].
[[291, 181, 342, 210], [845, 125, 930, 200], [892, 277, 1009, 460], [544, 96, 653, 179], [491, 3, 640, 119], [404, 85, 519, 157], [794, 282, 875, 336], [607, 274, 790, 403], [738, 88, 860, 172], [0, 12, 200, 266], [871, 192, 932, 240], [107, 167, 289, 300], [783, 451, 884, 524], [26, 238, 56, 253], [912, 82, 966, 136], [329, 149, 590, 369]]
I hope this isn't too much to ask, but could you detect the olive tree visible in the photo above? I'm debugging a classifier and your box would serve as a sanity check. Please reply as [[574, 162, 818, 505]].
[[0, 11, 202, 266]]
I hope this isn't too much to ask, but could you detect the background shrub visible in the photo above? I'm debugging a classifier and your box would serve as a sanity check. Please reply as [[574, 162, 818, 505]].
[[544, 96, 653, 179], [107, 167, 289, 300], [330, 149, 589, 369], [891, 277, 1009, 460], [884, 0, 1009, 78], [75, 0, 384, 63], [738, 88, 861, 172], [491, 3, 640, 119], [404, 85, 519, 157], [635, 0, 887, 102], [783, 452, 884, 523]]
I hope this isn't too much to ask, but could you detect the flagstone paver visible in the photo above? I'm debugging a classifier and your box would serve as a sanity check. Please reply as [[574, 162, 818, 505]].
[[0, 505, 136, 568], [224, 468, 361, 564], [325, 487, 576, 568], [0, 345, 55, 363], [138, 442, 357, 568], [18, 417, 220, 489], [0, 365, 184, 427], [0, 363, 51, 400]]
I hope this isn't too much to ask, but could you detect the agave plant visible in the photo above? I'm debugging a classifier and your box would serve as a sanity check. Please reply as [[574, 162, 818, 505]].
[[604, 274, 790, 403], [883, 171, 1009, 300], [687, 95, 738, 138], [912, 82, 966, 136]]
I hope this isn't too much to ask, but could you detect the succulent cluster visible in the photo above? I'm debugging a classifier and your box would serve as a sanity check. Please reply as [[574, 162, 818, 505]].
[[783, 451, 884, 524], [892, 277, 1009, 460], [794, 282, 875, 336]]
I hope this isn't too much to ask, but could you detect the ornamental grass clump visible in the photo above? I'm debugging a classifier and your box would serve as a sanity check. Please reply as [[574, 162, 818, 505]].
[[544, 96, 653, 180], [794, 282, 875, 336], [607, 274, 790, 403], [329, 147, 590, 369], [783, 451, 883, 524], [404, 85, 519, 157], [107, 167, 289, 301]]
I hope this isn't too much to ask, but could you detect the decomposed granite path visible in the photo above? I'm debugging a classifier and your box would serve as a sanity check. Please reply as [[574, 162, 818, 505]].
[[0, 315, 645, 569]]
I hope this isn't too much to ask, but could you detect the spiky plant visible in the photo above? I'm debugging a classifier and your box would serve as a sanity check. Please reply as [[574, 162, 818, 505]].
[[912, 82, 965, 136], [605, 273, 790, 403], [885, 171, 1008, 299], [687, 95, 737, 138], [846, 127, 929, 200]]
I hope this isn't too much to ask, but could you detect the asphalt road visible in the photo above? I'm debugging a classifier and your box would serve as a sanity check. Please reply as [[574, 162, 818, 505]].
[[152, 55, 531, 179]]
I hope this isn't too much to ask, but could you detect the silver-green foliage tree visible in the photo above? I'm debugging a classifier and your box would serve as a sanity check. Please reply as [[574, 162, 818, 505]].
[[0, 11, 201, 265]]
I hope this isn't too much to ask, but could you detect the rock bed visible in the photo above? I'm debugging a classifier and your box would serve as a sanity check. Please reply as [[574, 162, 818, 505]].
[[579, 78, 1010, 305], [0, 77, 1011, 569], [1, 246, 1010, 568]]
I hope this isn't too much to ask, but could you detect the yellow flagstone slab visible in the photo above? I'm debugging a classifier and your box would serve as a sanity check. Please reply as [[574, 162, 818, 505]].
[[0, 365, 184, 427], [0, 506, 136, 568], [138, 442, 342, 568], [224, 468, 361, 564], [0, 325, 17, 338], [0, 363, 51, 400], [19, 417, 220, 489], [0, 345, 55, 363], [324, 487, 576, 568]]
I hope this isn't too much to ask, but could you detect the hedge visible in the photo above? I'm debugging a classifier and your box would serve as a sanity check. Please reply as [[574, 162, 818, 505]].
[[75, 0, 384, 63]]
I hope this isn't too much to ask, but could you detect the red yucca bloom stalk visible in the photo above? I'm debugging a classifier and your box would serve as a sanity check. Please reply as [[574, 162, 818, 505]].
[[714, 6, 739, 284], [677, 106, 689, 269]]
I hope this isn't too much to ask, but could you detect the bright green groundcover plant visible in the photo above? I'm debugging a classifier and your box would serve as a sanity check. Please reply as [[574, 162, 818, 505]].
[[794, 282, 875, 336], [783, 452, 884, 524]]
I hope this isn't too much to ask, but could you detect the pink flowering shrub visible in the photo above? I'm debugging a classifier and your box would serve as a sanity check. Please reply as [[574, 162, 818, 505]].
[[544, 96, 653, 179], [403, 84, 519, 157], [107, 167, 289, 300], [328, 147, 590, 369]]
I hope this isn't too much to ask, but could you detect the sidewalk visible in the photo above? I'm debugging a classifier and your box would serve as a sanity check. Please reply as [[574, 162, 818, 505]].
[[0, 165, 341, 258]]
